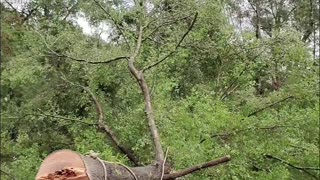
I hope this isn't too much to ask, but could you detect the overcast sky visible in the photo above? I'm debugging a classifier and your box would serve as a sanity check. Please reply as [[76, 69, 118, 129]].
[[3, 0, 111, 41], [73, 12, 111, 42], [2, 0, 318, 57]]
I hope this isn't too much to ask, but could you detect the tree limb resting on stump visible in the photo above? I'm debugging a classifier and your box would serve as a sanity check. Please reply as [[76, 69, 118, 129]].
[[36, 150, 231, 180]]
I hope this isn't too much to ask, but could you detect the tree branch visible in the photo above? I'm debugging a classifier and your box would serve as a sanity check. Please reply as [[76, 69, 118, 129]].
[[6, 111, 96, 126], [3, 0, 37, 24], [247, 96, 294, 117], [21, 5, 39, 24], [200, 124, 297, 144], [142, 12, 198, 72], [0, 169, 16, 180], [127, 17, 165, 162], [3, 0, 23, 14], [62, 2, 78, 21], [142, 14, 193, 42], [93, 0, 131, 49], [60, 73, 140, 166], [163, 156, 231, 179], [35, 30, 129, 64], [264, 154, 319, 179], [220, 50, 265, 100], [201, 96, 295, 143], [30, 113, 97, 126], [49, 52, 128, 64]]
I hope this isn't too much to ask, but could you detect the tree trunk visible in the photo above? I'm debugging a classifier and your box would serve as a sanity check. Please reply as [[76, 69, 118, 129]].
[[36, 150, 160, 180], [36, 150, 230, 180]]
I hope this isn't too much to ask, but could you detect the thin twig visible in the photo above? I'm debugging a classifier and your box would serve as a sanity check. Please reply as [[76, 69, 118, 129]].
[[143, 12, 198, 72], [0, 169, 16, 180], [3, 0, 22, 14], [142, 14, 193, 42], [62, 2, 78, 21], [220, 50, 265, 100], [163, 156, 231, 179], [264, 154, 319, 179], [34, 113, 97, 126], [200, 124, 297, 143], [9, 112, 96, 126], [247, 96, 294, 117], [93, 0, 131, 49], [35, 29, 128, 64], [50, 53, 128, 64], [160, 148, 169, 180], [150, 72, 157, 97]]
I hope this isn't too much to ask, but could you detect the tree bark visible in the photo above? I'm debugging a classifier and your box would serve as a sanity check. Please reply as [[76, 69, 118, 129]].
[[36, 150, 230, 180], [36, 150, 159, 180]]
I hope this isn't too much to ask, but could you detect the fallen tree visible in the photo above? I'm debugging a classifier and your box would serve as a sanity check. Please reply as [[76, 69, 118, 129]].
[[36, 149, 230, 180], [35, 1, 231, 179]]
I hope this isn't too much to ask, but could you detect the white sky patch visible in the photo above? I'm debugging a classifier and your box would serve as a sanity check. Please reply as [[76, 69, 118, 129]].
[[73, 12, 112, 42], [2, 0, 30, 11], [3, 1, 112, 42]]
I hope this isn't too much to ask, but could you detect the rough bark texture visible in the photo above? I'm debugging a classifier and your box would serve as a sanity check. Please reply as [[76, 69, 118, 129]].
[[36, 150, 159, 180], [36, 150, 231, 180], [128, 23, 164, 163]]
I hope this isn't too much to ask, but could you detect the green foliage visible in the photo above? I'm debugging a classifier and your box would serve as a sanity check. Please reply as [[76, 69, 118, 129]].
[[1, 0, 319, 179]]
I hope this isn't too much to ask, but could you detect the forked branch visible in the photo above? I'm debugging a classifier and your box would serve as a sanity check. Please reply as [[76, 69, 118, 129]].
[[127, 20, 165, 162], [143, 12, 198, 72]]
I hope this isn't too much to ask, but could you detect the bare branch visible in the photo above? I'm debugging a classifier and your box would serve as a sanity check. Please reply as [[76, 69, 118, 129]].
[[265, 154, 319, 179], [35, 30, 128, 64], [247, 96, 294, 117], [3, 0, 38, 24], [220, 50, 265, 100], [62, 2, 78, 21], [19, 4, 40, 24], [60, 73, 140, 166], [93, 0, 131, 49], [132, 25, 144, 60], [3, 0, 21, 14], [163, 156, 231, 179], [128, 20, 165, 162], [0, 169, 16, 180], [50, 52, 128, 64], [7, 111, 96, 126], [32, 113, 97, 126], [200, 124, 297, 144], [143, 12, 198, 72], [160, 148, 169, 180], [142, 14, 193, 42], [200, 96, 295, 143]]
